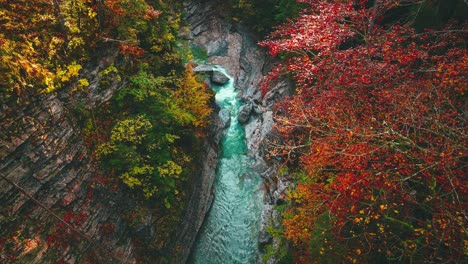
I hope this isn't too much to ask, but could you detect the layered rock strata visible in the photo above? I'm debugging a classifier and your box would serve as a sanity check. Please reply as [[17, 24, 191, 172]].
[[0, 60, 137, 263]]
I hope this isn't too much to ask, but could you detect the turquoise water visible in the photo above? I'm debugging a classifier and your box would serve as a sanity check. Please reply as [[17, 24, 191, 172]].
[[190, 67, 263, 264]]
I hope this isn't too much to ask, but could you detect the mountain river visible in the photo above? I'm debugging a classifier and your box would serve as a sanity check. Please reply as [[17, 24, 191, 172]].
[[189, 67, 264, 264]]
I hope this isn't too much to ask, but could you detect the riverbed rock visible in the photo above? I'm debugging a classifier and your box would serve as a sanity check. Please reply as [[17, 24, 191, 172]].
[[211, 70, 230, 85], [238, 103, 252, 124], [219, 109, 231, 128]]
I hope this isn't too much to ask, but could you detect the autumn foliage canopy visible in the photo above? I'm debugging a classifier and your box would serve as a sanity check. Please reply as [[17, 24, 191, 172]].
[[260, 0, 467, 262]]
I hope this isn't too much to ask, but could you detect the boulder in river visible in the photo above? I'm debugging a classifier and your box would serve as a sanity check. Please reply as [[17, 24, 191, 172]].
[[218, 109, 231, 128], [193, 65, 229, 85], [211, 70, 230, 85]]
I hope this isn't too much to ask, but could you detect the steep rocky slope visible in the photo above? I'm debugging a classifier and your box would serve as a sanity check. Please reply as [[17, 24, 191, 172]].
[[0, 50, 223, 263], [0, 56, 138, 263]]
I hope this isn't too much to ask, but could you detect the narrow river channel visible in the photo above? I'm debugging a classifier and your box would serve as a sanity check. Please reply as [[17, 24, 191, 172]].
[[190, 67, 264, 264]]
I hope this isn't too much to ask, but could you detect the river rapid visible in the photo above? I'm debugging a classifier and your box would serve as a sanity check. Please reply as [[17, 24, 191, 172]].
[[189, 67, 264, 264]]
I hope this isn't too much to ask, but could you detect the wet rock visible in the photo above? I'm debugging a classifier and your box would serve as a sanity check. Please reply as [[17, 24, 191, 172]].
[[193, 65, 229, 85], [211, 70, 230, 85], [238, 103, 252, 124], [219, 109, 231, 128]]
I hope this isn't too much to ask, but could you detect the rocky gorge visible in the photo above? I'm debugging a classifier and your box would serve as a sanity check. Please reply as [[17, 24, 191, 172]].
[[0, 0, 291, 263], [184, 0, 293, 263]]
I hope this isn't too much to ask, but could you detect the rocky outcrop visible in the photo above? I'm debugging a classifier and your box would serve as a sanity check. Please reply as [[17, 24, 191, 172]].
[[219, 109, 231, 128], [244, 78, 292, 156], [248, 80, 294, 264], [184, 1, 246, 82], [193, 64, 215, 73]]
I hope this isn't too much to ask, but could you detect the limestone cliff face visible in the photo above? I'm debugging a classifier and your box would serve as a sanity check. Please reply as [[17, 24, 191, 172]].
[[167, 105, 223, 264], [0, 57, 137, 263]]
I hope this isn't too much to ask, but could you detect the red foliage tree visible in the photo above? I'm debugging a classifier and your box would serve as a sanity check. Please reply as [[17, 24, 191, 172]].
[[260, 0, 467, 262]]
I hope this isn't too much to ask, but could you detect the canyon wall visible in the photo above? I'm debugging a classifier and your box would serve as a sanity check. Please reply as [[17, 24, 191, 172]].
[[0, 55, 137, 263], [0, 49, 223, 263]]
